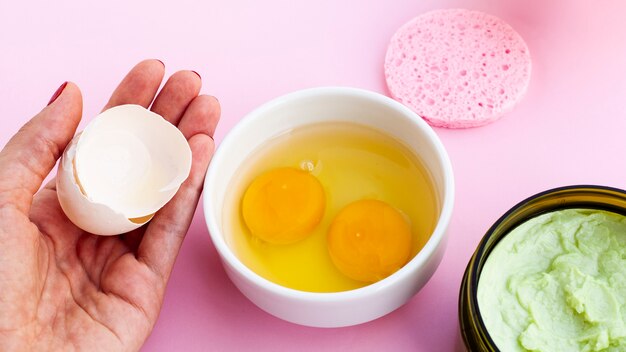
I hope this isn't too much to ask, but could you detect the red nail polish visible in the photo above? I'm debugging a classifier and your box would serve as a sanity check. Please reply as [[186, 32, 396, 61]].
[[192, 70, 201, 80], [47, 82, 68, 106]]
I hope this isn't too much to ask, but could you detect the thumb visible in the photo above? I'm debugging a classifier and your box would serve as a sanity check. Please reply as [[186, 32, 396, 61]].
[[0, 82, 82, 214]]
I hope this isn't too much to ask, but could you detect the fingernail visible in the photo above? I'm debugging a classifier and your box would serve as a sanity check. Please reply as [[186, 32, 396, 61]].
[[156, 59, 165, 67], [47, 82, 68, 106], [192, 70, 201, 80]]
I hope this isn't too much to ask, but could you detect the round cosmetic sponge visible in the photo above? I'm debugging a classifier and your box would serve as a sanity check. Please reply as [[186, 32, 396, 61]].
[[384, 9, 531, 128]]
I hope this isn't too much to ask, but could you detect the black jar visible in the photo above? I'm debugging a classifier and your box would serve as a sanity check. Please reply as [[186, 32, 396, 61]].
[[459, 185, 626, 351]]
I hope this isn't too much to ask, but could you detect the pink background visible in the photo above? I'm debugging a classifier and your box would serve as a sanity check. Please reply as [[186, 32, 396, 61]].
[[2, 0, 626, 351]]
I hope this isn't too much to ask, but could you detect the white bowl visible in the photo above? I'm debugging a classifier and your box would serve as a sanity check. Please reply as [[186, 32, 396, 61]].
[[203, 87, 454, 327]]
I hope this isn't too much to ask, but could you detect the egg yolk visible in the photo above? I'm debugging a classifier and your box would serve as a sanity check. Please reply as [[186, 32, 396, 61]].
[[242, 167, 325, 244], [327, 199, 412, 283]]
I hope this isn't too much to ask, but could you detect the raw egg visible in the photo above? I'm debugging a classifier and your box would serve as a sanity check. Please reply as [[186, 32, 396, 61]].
[[327, 199, 412, 283], [224, 122, 438, 292], [242, 167, 325, 244], [57, 104, 191, 236]]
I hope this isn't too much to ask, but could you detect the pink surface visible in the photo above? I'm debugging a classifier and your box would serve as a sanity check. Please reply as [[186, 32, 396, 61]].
[[1, 0, 626, 351], [385, 9, 531, 128]]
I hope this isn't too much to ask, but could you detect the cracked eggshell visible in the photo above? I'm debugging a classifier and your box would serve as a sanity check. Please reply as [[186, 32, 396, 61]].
[[57, 104, 192, 236]]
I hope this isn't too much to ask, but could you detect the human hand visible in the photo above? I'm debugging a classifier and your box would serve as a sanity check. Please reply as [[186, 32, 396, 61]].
[[0, 60, 220, 351]]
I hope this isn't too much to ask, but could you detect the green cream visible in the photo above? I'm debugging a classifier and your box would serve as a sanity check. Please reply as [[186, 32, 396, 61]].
[[478, 209, 626, 352]]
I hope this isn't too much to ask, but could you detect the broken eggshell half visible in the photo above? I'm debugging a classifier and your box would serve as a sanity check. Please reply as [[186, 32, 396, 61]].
[[57, 104, 192, 236]]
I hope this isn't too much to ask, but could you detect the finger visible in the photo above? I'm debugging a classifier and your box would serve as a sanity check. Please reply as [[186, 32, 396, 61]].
[[102, 59, 165, 111], [150, 70, 201, 125], [176, 95, 220, 139], [137, 133, 214, 281], [30, 187, 85, 245], [0, 82, 82, 213], [120, 228, 145, 253], [43, 177, 57, 191]]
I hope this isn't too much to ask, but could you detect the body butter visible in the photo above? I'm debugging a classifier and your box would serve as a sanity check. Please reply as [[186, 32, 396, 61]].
[[478, 209, 626, 351]]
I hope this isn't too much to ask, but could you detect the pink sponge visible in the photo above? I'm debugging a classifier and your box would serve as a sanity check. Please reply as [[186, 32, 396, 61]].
[[384, 9, 531, 128]]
